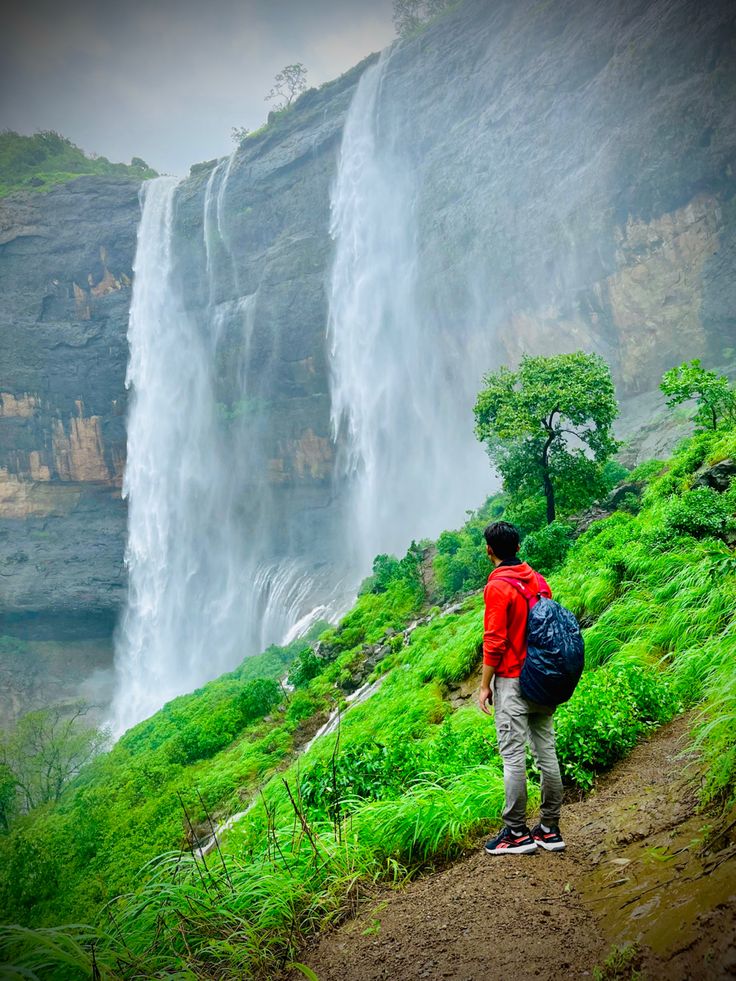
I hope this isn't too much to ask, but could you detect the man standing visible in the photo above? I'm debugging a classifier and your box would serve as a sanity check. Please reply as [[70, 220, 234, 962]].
[[479, 521, 566, 854]]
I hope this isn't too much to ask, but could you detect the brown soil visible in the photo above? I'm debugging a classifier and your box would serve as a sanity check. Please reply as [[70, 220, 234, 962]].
[[287, 714, 736, 981]]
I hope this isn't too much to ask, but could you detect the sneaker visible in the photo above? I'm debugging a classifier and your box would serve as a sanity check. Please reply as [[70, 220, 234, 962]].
[[484, 826, 538, 855], [531, 823, 566, 851]]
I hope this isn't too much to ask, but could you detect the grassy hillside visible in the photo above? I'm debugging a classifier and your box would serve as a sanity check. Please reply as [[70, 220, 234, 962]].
[[0, 131, 157, 198], [1, 420, 735, 978]]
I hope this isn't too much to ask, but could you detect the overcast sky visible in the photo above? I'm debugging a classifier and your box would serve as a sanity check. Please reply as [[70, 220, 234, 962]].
[[1, 0, 396, 175]]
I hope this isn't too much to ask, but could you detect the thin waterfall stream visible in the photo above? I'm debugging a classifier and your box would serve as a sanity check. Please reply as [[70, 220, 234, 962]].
[[113, 174, 331, 734]]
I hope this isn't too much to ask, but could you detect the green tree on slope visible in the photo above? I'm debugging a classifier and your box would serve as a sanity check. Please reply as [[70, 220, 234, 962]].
[[265, 64, 308, 111], [0, 703, 107, 822], [660, 359, 736, 431], [473, 352, 619, 524]]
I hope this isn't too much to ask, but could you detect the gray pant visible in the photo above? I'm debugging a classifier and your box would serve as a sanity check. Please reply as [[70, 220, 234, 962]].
[[493, 676, 563, 830]]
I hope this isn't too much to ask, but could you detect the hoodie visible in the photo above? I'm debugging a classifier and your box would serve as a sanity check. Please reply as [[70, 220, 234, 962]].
[[482, 560, 552, 676]]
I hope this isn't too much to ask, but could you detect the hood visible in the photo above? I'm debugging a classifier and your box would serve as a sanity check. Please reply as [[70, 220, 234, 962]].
[[488, 562, 539, 586]]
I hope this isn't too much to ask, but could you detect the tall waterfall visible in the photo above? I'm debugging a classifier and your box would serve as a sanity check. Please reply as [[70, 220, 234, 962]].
[[112, 174, 325, 733], [114, 45, 495, 732], [328, 50, 493, 577]]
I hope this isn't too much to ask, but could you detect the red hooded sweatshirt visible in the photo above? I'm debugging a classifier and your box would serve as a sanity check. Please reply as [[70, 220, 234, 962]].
[[483, 561, 552, 676]]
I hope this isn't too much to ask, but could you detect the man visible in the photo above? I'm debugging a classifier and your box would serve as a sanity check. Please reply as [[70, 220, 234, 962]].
[[479, 520, 565, 855]]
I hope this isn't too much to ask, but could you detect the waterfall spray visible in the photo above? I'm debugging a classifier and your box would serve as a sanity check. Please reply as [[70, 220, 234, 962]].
[[113, 175, 328, 733], [327, 51, 493, 581]]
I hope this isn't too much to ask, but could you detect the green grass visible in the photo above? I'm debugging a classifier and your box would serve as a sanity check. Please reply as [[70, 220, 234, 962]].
[[0, 131, 156, 198], [1, 419, 735, 978]]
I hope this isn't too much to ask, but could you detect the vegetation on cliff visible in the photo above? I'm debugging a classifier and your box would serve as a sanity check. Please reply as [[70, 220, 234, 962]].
[[0, 131, 157, 199], [1, 359, 735, 979]]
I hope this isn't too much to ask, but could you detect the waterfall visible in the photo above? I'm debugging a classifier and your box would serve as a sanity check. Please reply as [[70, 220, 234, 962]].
[[113, 42, 495, 733], [112, 174, 326, 734], [327, 50, 493, 579]]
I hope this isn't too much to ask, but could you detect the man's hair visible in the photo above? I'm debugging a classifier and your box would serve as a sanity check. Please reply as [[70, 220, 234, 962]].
[[483, 521, 520, 561]]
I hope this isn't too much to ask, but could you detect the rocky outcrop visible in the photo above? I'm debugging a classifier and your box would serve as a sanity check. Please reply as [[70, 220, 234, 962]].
[[0, 177, 139, 722], [692, 458, 736, 492]]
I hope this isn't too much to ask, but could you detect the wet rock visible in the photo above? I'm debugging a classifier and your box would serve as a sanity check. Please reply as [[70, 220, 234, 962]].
[[572, 506, 611, 536], [606, 481, 646, 509], [692, 458, 736, 492]]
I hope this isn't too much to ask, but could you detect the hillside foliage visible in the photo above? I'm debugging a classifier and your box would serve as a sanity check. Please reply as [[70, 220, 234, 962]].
[[1, 358, 735, 978], [0, 131, 157, 199]]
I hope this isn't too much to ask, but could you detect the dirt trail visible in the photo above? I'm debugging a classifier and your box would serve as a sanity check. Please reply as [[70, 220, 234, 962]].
[[288, 714, 736, 981]]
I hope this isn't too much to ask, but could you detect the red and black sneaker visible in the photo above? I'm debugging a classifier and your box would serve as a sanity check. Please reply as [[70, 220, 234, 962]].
[[484, 826, 538, 855], [531, 823, 566, 851]]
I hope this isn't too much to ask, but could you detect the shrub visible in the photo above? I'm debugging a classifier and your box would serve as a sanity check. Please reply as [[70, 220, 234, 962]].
[[239, 678, 281, 725], [284, 690, 322, 726], [521, 521, 574, 573], [602, 460, 630, 489], [662, 488, 731, 539], [287, 646, 322, 688], [628, 459, 666, 482], [555, 662, 679, 789]]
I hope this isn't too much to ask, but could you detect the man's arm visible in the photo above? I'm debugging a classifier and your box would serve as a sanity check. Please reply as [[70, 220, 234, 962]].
[[479, 661, 494, 715], [479, 582, 508, 715]]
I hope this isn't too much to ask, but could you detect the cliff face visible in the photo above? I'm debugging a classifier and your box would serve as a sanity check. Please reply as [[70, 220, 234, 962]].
[[0, 177, 138, 720], [1, 0, 735, 720]]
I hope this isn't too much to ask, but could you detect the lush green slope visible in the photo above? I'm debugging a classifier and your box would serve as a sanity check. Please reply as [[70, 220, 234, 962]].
[[1, 422, 735, 978], [0, 131, 157, 198]]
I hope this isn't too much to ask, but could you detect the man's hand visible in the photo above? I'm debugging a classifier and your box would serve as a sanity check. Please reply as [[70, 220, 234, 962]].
[[479, 684, 493, 715]]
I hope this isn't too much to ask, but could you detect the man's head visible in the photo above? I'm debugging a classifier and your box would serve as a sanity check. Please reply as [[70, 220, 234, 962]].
[[483, 520, 520, 566]]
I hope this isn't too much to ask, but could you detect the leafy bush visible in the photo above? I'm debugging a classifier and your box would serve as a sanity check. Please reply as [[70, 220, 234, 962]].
[[432, 496, 505, 600], [628, 459, 666, 482], [602, 459, 630, 488], [662, 487, 732, 539], [284, 690, 322, 726], [287, 646, 323, 688], [556, 663, 679, 789], [617, 492, 642, 515], [521, 520, 574, 573], [300, 743, 406, 816], [239, 678, 281, 724], [503, 493, 548, 536]]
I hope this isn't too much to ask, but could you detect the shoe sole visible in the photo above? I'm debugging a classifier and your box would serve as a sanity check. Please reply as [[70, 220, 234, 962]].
[[484, 843, 538, 855], [534, 839, 566, 851]]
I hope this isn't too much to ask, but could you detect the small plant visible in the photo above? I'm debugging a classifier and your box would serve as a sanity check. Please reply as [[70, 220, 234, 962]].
[[231, 125, 250, 144], [593, 942, 642, 980], [393, 0, 454, 37]]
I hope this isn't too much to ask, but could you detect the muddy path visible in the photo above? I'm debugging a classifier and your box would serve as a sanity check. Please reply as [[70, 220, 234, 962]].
[[287, 714, 736, 981]]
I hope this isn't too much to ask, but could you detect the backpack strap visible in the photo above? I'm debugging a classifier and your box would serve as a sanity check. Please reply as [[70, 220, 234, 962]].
[[492, 575, 543, 608]]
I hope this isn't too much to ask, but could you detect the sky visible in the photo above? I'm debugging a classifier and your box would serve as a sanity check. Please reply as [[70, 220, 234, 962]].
[[1, 0, 396, 175]]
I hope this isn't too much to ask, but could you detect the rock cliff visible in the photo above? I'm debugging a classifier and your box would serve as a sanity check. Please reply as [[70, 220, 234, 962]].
[[0, 177, 137, 720], [1, 0, 735, 721]]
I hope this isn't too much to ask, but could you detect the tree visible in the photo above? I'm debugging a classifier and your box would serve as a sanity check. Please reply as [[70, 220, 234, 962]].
[[265, 63, 308, 111], [231, 126, 250, 145], [660, 359, 736, 431], [393, 0, 452, 37], [474, 352, 619, 525], [0, 703, 107, 821]]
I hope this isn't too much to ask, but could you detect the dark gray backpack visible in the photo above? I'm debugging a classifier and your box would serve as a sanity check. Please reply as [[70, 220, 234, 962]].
[[495, 575, 585, 707]]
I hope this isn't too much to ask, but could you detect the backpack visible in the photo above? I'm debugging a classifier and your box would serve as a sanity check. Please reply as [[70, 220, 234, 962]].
[[494, 574, 585, 708]]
